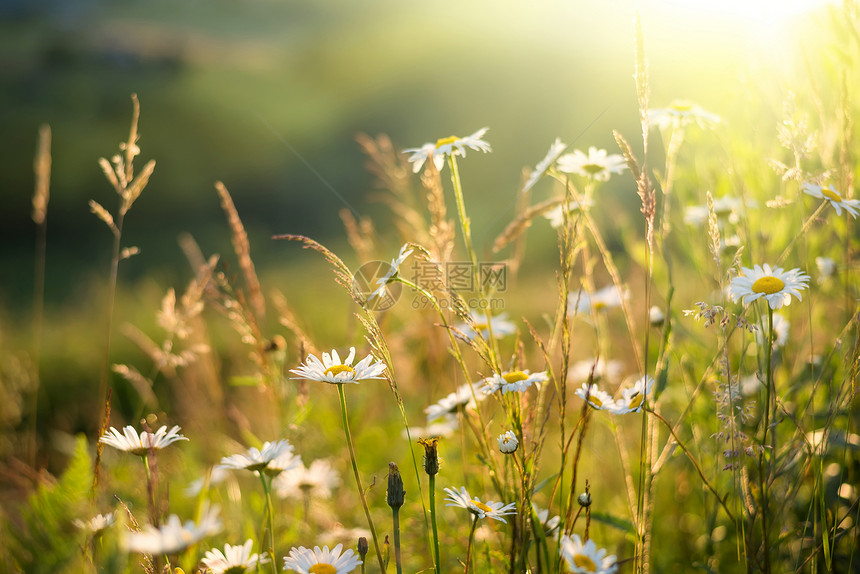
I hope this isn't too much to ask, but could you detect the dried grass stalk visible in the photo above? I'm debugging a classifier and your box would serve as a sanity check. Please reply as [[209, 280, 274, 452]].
[[32, 125, 51, 225], [215, 181, 265, 320]]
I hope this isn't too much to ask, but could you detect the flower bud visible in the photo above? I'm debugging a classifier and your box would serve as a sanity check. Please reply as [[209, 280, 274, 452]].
[[418, 437, 439, 476], [357, 537, 368, 560], [497, 430, 519, 454], [387, 462, 405, 508], [578, 492, 592, 507]]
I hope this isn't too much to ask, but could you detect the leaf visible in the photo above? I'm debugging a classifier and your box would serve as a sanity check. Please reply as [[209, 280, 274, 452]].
[[589, 511, 635, 534], [6, 435, 93, 573]]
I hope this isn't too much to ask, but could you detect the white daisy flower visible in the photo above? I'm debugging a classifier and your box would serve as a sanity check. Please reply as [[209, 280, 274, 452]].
[[290, 347, 387, 385], [497, 430, 519, 454], [544, 198, 593, 228], [283, 543, 362, 574], [73, 512, 115, 535], [728, 264, 810, 310], [815, 256, 836, 283], [523, 138, 567, 193], [99, 425, 188, 456], [404, 413, 460, 439], [219, 439, 301, 476], [481, 370, 548, 395], [608, 375, 654, 414], [367, 244, 414, 303], [649, 100, 720, 131], [273, 459, 341, 500], [201, 539, 269, 574], [532, 504, 561, 538], [455, 311, 517, 341], [559, 533, 618, 574], [755, 313, 789, 349], [444, 486, 517, 523], [570, 358, 624, 384], [123, 503, 221, 555], [683, 195, 746, 226], [404, 127, 491, 173], [568, 285, 627, 316], [574, 382, 616, 411], [556, 147, 627, 182], [425, 382, 485, 422], [802, 182, 860, 218]]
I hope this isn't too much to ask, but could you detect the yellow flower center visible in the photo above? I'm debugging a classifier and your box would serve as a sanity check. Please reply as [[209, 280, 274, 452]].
[[629, 392, 644, 410], [471, 500, 493, 513], [473, 322, 488, 331], [593, 301, 607, 311], [583, 163, 605, 175], [821, 187, 843, 203], [671, 102, 693, 112], [589, 395, 604, 407], [309, 564, 336, 574], [324, 364, 355, 378], [435, 135, 459, 148], [751, 276, 785, 295], [503, 371, 529, 384], [573, 553, 598, 572]]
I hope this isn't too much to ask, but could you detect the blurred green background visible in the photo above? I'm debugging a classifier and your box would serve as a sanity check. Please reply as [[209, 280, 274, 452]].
[[1, 0, 828, 305], [0, 0, 839, 449]]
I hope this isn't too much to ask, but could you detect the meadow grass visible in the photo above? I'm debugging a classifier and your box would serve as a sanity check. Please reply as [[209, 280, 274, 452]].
[[1, 7, 860, 574]]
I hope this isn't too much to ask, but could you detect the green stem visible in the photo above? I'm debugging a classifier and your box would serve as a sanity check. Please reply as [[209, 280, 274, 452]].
[[337, 383, 386, 573], [464, 516, 479, 574], [760, 306, 774, 573], [447, 155, 479, 283], [429, 474, 441, 574], [259, 473, 278, 574], [392, 507, 403, 574]]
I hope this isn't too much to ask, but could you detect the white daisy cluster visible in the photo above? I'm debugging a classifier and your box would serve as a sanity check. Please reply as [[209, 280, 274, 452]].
[[481, 369, 548, 395], [522, 138, 567, 193], [219, 439, 302, 476], [802, 182, 860, 218], [575, 376, 654, 415], [454, 311, 517, 341], [557, 146, 627, 182], [123, 504, 222, 555], [729, 264, 810, 310], [497, 430, 519, 454], [367, 244, 413, 303], [73, 512, 115, 535], [649, 100, 720, 130], [283, 543, 362, 574], [99, 425, 188, 456], [444, 486, 517, 523], [290, 347, 387, 385], [404, 127, 491, 173], [560, 533, 618, 574], [202, 539, 269, 574], [568, 285, 627, 316], [425, 381, 485, 422], [273, 458, 341, 500]]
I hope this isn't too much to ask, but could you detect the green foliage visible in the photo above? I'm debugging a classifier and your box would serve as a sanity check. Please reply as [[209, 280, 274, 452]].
[[4, 435, 92, 574]]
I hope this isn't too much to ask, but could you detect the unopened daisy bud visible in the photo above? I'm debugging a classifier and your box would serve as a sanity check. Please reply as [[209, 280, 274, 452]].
[[497, 431, 518, 454], [387, 462, 405, 508], [357, 536, 369, 561], [578, 492, 592, 507], [418, 437, 439, 476]]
